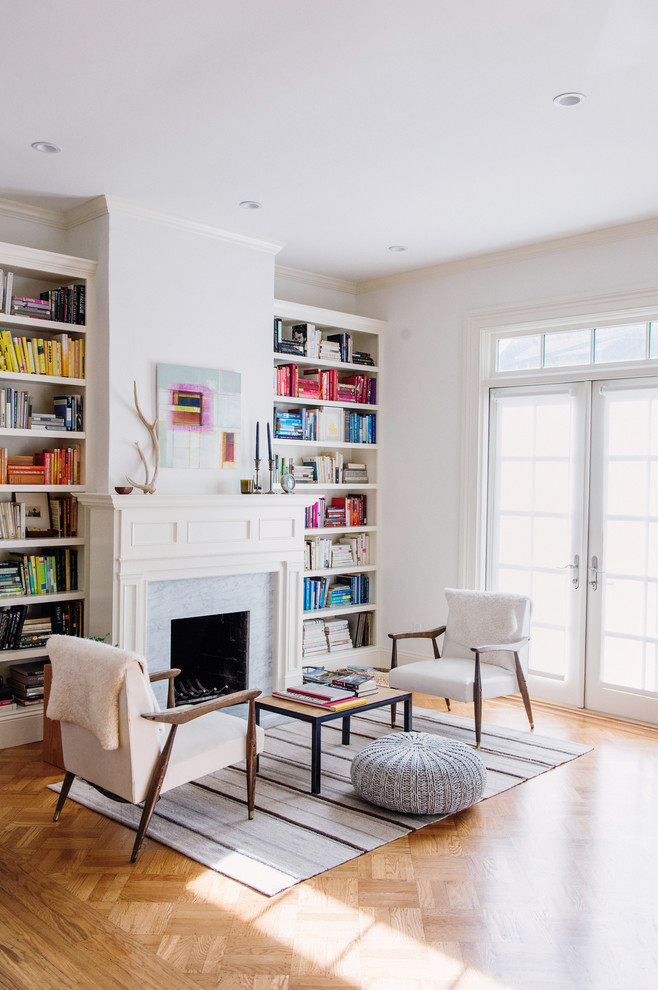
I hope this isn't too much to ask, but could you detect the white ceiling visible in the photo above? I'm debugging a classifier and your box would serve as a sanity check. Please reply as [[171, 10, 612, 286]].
[[2, 0, 658, 283]]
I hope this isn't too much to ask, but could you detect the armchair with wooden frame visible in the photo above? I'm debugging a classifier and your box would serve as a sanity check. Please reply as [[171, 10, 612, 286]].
[[47, 635, 264, 863], [388, 588, 534, 747]]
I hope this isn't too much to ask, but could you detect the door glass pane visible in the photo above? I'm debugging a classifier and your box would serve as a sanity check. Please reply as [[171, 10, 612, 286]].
[[488, 389, 581, 686], [598, 386, 658, 694]]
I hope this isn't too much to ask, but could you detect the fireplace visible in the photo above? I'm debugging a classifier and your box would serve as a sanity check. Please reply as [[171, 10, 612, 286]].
[[170, 610, 249, 704], [79, 493, 311, 695]]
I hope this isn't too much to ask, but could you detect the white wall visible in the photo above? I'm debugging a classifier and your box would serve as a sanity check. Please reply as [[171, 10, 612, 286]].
[[274, 271, 357, 313], [358, 230, 658, 657], [95, 209, 277, 493]]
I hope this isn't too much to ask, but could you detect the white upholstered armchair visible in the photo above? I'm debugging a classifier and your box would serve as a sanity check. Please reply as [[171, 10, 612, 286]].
[[388, 588, 534, 746], [47, 635, 265, 862]]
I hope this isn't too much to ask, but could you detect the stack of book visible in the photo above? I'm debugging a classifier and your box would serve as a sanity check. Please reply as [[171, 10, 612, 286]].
[[325, 332, 352, 363], [302, 618, 329, 658], [336, 533, 369, 565], [17, 615, 52, 650], [7, 660, 45, 707], [12, 297, 51, 319], [329, 543, 354, 568], [328, 670, 377, 696], [30, 413, 66, 431], [324, 618, 353, 652], [327, 585, 352, 607], [319, 339, 341, 361], [342, 463, 369, 483], [272, 683, 369, 711], [302, 664, 378, 696], [352, 350, 375, 367]]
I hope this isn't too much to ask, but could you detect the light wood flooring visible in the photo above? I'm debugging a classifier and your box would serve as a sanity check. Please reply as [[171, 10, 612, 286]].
[[1, 694, 657, 990]]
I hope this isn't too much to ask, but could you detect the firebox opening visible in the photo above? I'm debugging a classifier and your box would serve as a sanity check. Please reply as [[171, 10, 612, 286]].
[[170, 610, 249, 706]]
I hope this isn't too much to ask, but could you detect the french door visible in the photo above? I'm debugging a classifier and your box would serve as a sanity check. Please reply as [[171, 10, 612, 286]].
[[488, 377, 658, 723]]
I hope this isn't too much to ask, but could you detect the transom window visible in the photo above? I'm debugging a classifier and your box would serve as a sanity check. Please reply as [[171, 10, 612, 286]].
[[495, 321, 658, 374]]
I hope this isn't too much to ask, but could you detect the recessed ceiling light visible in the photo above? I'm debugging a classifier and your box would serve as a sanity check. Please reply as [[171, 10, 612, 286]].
[[31, 141, 61, 154], [388, 245, 408, 252], [553, 93, 586, 108], [239, 200, 262, 210]]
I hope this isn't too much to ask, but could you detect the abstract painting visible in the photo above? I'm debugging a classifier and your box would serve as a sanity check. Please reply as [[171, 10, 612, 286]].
[[157, 363, 241, 469]]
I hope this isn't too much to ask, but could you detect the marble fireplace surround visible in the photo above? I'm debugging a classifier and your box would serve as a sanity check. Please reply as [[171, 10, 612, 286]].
[[79, 494, 312, 693]]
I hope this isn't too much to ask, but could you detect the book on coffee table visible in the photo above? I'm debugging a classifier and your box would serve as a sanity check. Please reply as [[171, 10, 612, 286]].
[[272, 685, 372, 711]]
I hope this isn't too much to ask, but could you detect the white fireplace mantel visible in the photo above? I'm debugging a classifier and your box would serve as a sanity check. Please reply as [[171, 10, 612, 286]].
[[79, 493, 314, 690]]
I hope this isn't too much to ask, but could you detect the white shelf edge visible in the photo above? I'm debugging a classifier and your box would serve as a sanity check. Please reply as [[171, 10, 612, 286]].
[[0, 537, 83, 549], [305, 525, 377, 534], [0, 591, 85, 606], [273, 395, 378, 412], [273, 353, 379, 373], [303, 603, 376, 619], [274, 439, 378, 450], [0, 429, 84, 439], [0, 313, 87, 334], [0, 371, 86, 386], [304, 564, 376, 577]]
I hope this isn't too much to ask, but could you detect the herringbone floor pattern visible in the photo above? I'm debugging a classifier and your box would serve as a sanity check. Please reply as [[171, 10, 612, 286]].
[[1, 695, 657, 990]]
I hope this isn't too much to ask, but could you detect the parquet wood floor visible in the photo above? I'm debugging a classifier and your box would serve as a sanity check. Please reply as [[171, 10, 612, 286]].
[[1, 695, 657, 990]]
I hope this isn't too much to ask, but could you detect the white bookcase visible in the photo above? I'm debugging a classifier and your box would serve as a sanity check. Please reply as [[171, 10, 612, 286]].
[[0, 242, 95, 748], [273, 299, 386, 670]]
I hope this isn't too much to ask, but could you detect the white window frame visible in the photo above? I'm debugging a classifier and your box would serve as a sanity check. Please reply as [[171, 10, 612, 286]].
[[459, 285, 658, 590]]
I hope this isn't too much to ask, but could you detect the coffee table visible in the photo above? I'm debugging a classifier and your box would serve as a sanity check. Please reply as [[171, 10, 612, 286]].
[[255, 686, 412, 794]]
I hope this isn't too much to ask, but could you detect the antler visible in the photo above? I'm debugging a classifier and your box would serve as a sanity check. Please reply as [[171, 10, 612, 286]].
[[126, 381, 160, 494]]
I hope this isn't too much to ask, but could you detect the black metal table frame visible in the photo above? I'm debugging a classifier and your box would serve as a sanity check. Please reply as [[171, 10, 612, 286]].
[[255, 689, 413, 794]]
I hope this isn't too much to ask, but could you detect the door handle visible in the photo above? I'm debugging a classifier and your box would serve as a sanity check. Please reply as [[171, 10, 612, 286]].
[[589, 555, 600, 590], [561, 554, 580, 589]]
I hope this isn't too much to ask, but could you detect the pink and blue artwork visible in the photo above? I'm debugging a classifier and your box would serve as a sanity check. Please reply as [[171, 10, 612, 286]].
[[157, 363, 241, 469]]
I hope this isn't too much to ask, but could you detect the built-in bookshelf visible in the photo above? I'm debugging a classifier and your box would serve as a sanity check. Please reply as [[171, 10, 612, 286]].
[[273, 299, 385, 669], [0, 242, 95, 749]]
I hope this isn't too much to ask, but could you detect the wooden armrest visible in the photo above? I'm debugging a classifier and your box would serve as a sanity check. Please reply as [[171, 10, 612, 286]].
[[141, 688, 262, 725], [149, 668, 181, 683], [388, 626, 446, 642], [149, 668, 181, 708], [471, 637, 529, 654]]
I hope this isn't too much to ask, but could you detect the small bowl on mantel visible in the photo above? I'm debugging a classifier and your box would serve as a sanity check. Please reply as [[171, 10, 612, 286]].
[[114, 486, 133, 495]]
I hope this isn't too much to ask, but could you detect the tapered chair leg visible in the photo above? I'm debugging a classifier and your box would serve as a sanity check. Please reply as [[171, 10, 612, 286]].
[[246, 698, 257, 819], [444, 698, 451, 711], [53, 771, 75, 822], [514, 653, 534, 731], [390, 702, 397, 727], [473, 654, 483, 748], [131, 725, 178, 863]]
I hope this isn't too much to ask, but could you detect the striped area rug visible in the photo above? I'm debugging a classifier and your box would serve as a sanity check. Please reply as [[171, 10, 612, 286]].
[[51, 708, 592, 896]]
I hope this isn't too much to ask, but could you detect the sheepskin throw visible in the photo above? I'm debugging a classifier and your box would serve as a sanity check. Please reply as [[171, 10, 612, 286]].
[[47, 636, 148, 750]]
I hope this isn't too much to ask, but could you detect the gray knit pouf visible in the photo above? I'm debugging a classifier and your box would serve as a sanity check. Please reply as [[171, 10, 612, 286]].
[[350, 731, 487, 815]]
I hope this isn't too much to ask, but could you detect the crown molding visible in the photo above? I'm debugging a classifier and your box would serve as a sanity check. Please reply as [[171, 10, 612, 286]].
[[0, 197, 67, 229], [0, 194, 284, 255], [356, 215, 658, 294], [275, 264, 358, 296]]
